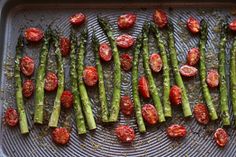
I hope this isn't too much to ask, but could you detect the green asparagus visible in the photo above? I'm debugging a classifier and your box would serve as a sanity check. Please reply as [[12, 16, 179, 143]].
[[231, 35, 236, 125]]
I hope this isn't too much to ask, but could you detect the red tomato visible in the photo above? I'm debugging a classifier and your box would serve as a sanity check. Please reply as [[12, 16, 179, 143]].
[[22, 79, 34, 98], [24, 27, 44, 42], [99, 43, 112, 61], [214, 128, 228, 147], [138, 76, 150, 98], [149, 53, 162, 72], [115, 125, 135, 143], [61, 90, 73, 109], [206, 69, 219, 88], [20, 56, 35, 76], [5, 107, 19, 127], [229, 20, 236, 31], [44, 72, 58, 92], [83, 66, 98, 86], [187, 48, 200, 66], [187, 17, 200, 34], [193, 103, 209, 125], [142, 104, 158, 125], [69, 13, 86, 26], [120, 96, 134, 116], [167, 124, 187, 138], [60, 37, 70, 57], [120, 53, 133, 71], [179, 65, 198, 77], [52, 127, 70, 145], [153, 9, 168, 28], [117, 13, 136, 29], [170, 85, 182, 106], [116, 34, 135, 49]]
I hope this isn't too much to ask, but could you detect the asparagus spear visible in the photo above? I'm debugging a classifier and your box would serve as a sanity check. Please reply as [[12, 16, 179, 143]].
[[167, 21, 192, 117], [34, 29, 51, 124], [231, 35, 236, 124], [92, 33, 109, 122], [142, 22, 165, 122], [150, 23, 171, 117], [199, 20, 218, 120], [14, 35, 29, 134], [97, 17, 121, 122], [77, 29, 96, 130], [132, 33, 146, 132], [48, 33, 65, 127], [218, 21, 230, 126], [70, 31, 87, 134]]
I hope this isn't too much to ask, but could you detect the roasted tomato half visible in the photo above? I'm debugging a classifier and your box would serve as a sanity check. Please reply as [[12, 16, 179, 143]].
[[149, 53, 162, 73], [142, 104, 158, 125], [187, 17, 200, 34], [115, 125, 135, 143], [193, 103, 209, 125], [44, 72, 58, 92], [187, 48, 200, 66], [52, 127, 70, 145], [153, 9, 168, 28], [138, 76, 150, 99], [69, 13, 86, 26], [20, 56, 35, 76], [116, 34, 135, 49], [170, 85, 182, 106], [99, 43, 112, 62], [61, 90, 74, 109], [24, 27, 44, 42], [167, 124, 187, 138], [120, 53, 133, 71], [5, 107, 19, 127], [23, 79, 34, 98], [179, 65, 198, 77], [120, 96, 134, 116], [214, 128, 228, 147], [83, 66, 98, 87], [117, 13, 136, 29]]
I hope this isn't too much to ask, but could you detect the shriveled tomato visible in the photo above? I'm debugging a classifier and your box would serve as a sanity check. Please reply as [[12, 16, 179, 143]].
[[69, 13, 86, 26], [44, 72, 58, 92], [170, 85, 182, 106], [60, 37, 70, 57], [138, 76, 150, 98], [23, 79, 34, 98], [52, 127, 70, 145], [193, 103, 209, 125], [167, 124, 187, 138], [120, 96, 134, 116], [149, 53, 162, 72], [142, 104, 158, 125], [24, 27, 44, 42], [187, 48, 200, 66], [116, 34, 135, 49], [153, 9, 168, 28], [99, 43, 112, 61], [229, 20, 236, 31], [206, 69, 219, 88], [61, 90, 73, 109], [214, 128, 228, 147], [20, 56, 35, 76], [179, 65, 198, 77], [117, 13, 136, 29], [83, 66, 98, 86], [5, 107, 19, 127], [115, 125, 135, 143], [120, 53, 133, 71], [187, 17, 200, 34]]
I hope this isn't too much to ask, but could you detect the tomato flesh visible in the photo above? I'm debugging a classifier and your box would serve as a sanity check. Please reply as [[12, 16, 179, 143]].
[[193, 103, 209, 125], [167, 124, 187, 138], [99, 43, 112, 61], [206, 69, 219, 88], [118, 13, 136, 29], [115, 125, 135, 143], [23, 79, 34, 98], [214, 128, 228, 147], [142, 104, 158, 125], [149, 53, 163, 72], [153, 9, 168, 28], [187, 48, 200, 66], [120, 53, 133, 71], [44, 72, 58, 92], [24, 27, 44, 42], [20, 56, 35, 76], [70, 13, 86, 26], [120, 96, 134, 116], [61, 90, 73, 109], [169, 85, 182, 106], [187, 17, 200, 33], [116, 34, 135, 49], [138, 76, 150, 98], [52, 127, 70, 145], [229, 20, 236, 31], [179, 65, 198, 77], [83, 66, 98, 86], [5, 107, 19, 127], [60, 37, 70, 57]]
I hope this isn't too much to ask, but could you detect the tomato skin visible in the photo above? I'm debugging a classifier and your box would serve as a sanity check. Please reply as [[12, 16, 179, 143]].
[[149, 53, 162, 72], [120, 96, 134, 116], [117, 13, 136, 29], [179, 65, 198, 77], [138, 76, 150, 98], [206, 69, 219, 88], [52, 127, 70, 145], [61, 90, 73, 109], [60, 37, 70, 57], [167, 124, 187, 138], [24, 27, 44, 42], [193, 103, 209, 125], [169, 85, 182, 106], [120, 53, 133, 71], [153, 9, 168, 28], [20, 56, 35, 76], [116, 34, 135, 49], [229, 20, 236, 31], [115, 125, 135, 143], [22, 79, 34, 98], [99, 43, 112, 61], [187, 17, 200, 33], [44, 72, 58, 92], [142, 104, 158, 125], [69, 13, 86, 26], [83, 66, 98, 87], [5, 107, 19, 127], [187, 48, 200, 66], [214, 128, 228, 147]]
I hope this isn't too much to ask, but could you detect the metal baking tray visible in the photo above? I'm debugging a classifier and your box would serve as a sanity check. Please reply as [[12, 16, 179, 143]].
[[1, 0, 236, 156]]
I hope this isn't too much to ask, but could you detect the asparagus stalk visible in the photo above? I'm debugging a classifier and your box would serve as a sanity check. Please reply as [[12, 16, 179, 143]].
[[77, 29, 96, 130], [14, 35, 29, 134], [150, 23, 171, 117], [97, 17, 121, 122], [142, 22, 165, 122], [199, 20, 218, 120], [132, 33, 146, 132], [167, 21, 192, 117], [92, 33, 109, 122]]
